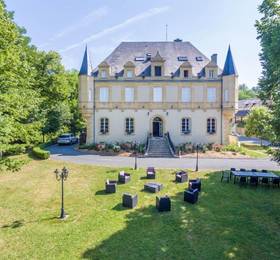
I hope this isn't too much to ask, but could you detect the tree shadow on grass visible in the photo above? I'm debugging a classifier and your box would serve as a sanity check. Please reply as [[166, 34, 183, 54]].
[[82, 172, 280, 260]]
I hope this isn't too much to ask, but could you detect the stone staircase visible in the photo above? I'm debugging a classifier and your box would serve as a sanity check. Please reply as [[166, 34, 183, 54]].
[[145, 137, 174, 158]]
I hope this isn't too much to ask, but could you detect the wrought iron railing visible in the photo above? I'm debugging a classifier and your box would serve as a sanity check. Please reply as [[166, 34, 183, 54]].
[[165, 132, 176, 156]]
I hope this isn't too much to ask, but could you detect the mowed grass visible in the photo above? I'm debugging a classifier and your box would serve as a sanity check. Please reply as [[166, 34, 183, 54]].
[[0, 158, 280, 260]]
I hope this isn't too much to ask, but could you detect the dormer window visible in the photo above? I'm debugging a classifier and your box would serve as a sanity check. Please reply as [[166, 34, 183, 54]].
[[155, 66, 162, 76], [98, 61, 110, 78], [183, 70, 189, 78], [209, 70, 214, 78], [127, 70, 133, 78], [101, 70, 107, 78], [151, 51, 165, 77]]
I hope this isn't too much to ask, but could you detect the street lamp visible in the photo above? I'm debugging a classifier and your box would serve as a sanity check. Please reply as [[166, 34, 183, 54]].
[[134, 142, 138, 170], [195, 144, 199, 172], [54, 167, 69, 219]]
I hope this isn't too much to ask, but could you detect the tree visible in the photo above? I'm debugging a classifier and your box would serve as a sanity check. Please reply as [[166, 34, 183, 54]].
[[255, 0, 280, 160], [238, 84, 257, 100], [245, 106, 275, 145], [0, 0, 85, 170]]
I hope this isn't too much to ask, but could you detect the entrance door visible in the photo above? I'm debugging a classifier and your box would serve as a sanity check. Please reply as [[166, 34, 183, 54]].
[[152, 117, 163, 137]]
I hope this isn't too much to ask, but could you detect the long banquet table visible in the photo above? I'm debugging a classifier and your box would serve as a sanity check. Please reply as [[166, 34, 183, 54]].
[[231, 171, 279, 184]]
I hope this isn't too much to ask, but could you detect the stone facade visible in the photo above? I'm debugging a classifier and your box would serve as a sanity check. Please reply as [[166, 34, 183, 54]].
[[78, 41, 238, 146]]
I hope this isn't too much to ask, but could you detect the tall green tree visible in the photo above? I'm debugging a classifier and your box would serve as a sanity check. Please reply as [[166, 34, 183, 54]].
[[255, 0, 280, 160], [0, 0, 85, 170], [238, 84, 258, 100], [245, 106, 275, 145]]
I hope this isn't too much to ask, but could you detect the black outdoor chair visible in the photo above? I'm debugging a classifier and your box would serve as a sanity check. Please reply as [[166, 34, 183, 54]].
[[221, 171, 230, 183], [230, 168, 236, 180], [146, 167, 156, 179], [251, 169, 258, 172], [175, 171, 188, 183], [122, 193, 138, 208], [239, 176, 247, 185], [249, 176, 258, 186], [118, 171, 131, 184], [105, 180, 117, 193], [156, 196, 171, 212], [272, 177, 280, 188], [262, 169, 268, 173], [261, 177, 269, 186], [184, 188, 199, 204], [240, 168, 246, 172], [189, 179, 201, 191]]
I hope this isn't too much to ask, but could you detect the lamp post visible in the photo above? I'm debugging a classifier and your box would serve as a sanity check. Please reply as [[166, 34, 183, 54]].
[[134, 142, 138, 170], [54, 167, 69, 219], [195, 144, 199, 172]]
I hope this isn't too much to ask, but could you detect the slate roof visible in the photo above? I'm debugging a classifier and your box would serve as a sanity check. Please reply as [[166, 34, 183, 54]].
[[93, 41, 222, 77], [222, 46, 238, 76], [235, 110, 250, 117], [79, 46, 90, 75]]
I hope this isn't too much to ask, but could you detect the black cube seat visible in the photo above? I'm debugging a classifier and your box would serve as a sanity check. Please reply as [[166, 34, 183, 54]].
[[122, 193, 138, 208], [189, 179, 201, 191], [175, 171, 188, 183], [105, 180, 117, 193], [156, 196, 171, 212], [144, 182, 163, 193], [184, 188, 199, 204], [272, 177, 280, 188], [250, 176, 258, 186], [146, 167, 156, 179], [118, 171, 131, 184]]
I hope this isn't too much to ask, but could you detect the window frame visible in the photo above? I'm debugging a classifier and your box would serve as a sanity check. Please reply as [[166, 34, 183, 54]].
[[100, 118, 109, 134], [125, 87, 134, 102], [207, 118, 216, 134], [153, 87, 162, 102], [99, 87, 109, 102], [154, 66, 162, 77], [181, 117, 191, 134], [125, 117, 134, 135], [181, 87, 191, 102], [101, 70, 107, 78], [207, 87, 216, 102], [126, 70, 133, 78], [183, 70, 189, 78], [209, 69, 214, 78]]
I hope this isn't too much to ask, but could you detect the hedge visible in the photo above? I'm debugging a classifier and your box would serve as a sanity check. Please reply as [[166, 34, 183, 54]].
[[32, 146, 50, 159]]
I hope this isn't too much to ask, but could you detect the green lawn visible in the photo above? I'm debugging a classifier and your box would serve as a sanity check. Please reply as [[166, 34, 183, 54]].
[[241, 143, 272, 158], [0, 158, 280, 259]]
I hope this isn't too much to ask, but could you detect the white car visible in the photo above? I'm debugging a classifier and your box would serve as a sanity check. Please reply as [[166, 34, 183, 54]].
[[57, 133, 78, 145]]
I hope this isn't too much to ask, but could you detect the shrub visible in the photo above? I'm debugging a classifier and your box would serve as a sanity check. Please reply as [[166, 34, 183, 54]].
[[222, 144, 243, 153], [113, 145, 121, 152], [212, 144, 223, 152], [32, 146, 50, 159], [4, 144, 26, 156]]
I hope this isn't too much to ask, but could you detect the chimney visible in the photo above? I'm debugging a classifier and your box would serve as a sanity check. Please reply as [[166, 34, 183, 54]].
[[211, 54, 218, 65]]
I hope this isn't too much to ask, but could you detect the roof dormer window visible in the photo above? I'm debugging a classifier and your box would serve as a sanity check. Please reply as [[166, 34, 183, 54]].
[[155, 66, 162, 77], [101, 70, 107, 78]]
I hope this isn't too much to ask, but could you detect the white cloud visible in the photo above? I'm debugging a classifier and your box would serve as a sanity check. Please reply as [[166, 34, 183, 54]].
[[59, 6, 170, 53], [39, 6, 109, 48]]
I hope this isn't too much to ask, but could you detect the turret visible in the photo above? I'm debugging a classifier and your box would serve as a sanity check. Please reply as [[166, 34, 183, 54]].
[[79, 46, 94, 144], [221, 45, 239, 145]]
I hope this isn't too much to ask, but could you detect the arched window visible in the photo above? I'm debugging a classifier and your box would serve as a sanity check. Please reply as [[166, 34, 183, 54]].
[[207, 118, 216, 134], [100, 118, 109, 134], [125, 118, 134, 134], [181, 118, 191, 134]]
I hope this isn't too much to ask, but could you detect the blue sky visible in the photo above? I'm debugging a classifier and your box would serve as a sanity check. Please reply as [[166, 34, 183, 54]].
[[6, 0, 262, 86]]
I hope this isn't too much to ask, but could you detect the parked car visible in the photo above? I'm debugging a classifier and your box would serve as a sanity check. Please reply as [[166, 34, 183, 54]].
[[57, 133, 78, 145]]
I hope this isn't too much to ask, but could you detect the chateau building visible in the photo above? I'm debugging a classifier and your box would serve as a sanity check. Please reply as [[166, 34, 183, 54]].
[[78, 40, 238, 148]]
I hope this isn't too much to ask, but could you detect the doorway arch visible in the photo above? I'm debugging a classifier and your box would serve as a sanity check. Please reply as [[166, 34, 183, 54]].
[[152, 117, 163, 137]]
